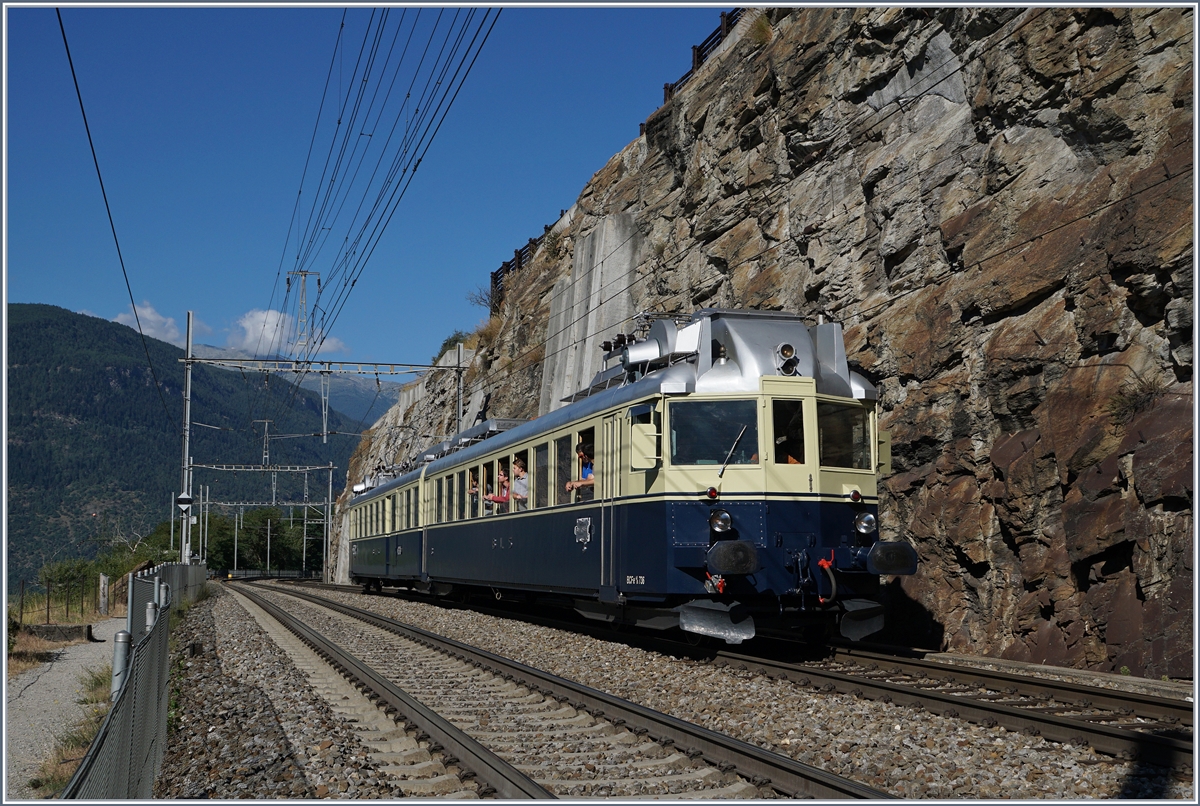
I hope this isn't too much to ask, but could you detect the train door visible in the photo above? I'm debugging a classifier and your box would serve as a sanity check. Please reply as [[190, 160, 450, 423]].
[[599, 413, 621, 602]]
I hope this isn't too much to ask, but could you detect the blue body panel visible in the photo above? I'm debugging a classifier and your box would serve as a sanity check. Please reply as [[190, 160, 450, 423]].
[[350, 495, 882, 606]]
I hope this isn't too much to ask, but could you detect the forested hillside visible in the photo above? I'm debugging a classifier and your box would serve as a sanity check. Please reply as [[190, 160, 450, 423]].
[[7, 304, 356, 587]]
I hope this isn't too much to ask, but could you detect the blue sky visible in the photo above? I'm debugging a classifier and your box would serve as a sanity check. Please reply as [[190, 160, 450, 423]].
[[6, 4, 727, 364]]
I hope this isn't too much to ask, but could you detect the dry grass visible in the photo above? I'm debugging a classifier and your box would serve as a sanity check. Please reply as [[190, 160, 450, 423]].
[[474, 315, 504, 350], [7, 631, 88, 679], [28, 664, 113, 797], [749, 13, 773, 45], [9, 590, 126, 628]]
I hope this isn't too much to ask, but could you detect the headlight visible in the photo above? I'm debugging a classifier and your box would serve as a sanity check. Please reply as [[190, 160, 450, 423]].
[[709, 509, 733, 533], [853, 511, 878, 534]]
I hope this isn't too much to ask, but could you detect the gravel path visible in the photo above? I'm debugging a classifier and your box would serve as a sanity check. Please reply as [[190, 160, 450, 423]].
[[5, 616, 125, 800]]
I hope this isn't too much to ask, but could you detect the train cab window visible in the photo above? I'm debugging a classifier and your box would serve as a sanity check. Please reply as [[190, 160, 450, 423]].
[[457, 471, 467, 520], [772, 400, 806, 464], [555, 436, 573, 505], [512, 450, 530, 511], [534, 443, 549, 509], [668, 399, 759, 466], [817, 402, 872, 469]]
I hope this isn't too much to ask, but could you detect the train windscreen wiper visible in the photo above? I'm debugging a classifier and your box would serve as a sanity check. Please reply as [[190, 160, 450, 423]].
[[718, 425, 748, 478]]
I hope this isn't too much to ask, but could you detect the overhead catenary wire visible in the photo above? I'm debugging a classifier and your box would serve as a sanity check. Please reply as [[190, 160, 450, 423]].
[[56, 8, 175, 432], [258, 8, 501, 428]]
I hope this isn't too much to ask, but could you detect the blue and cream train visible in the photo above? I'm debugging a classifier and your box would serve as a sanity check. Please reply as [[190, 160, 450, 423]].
[[346, 309, 917, 643]]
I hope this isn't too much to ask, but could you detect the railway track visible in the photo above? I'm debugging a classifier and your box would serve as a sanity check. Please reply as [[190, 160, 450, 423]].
[[279, 579, 1193, 773], [236, 581, 893, 799], [713, 648, 1193, 772]]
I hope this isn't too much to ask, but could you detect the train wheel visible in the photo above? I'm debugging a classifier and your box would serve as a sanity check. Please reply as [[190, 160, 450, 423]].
[[373, 579, 384, 595]]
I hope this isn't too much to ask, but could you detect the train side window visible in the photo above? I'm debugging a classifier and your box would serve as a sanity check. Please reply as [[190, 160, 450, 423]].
[[435, 478, 444, 524], [576, 427, 595, 502], [413, 486, 420, 527], [817, 402, 872, 469], [555, 436, 573, 505], [495, 459, 510, 515], [534, 443, 549, 509], [772, 399, 806, 464], [482, 462, 494, 516], [457, 471, 467, 520], [512, 450, 529, 511], [445, 475, 455, 522], [467, 466, 479, 518]]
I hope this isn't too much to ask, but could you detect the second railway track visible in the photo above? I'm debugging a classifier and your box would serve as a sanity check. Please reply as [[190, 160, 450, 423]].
[[261, 579, 1195, 798]]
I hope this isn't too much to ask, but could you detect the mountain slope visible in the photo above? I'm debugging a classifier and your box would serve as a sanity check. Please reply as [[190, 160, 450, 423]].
[[6, 304, 357, 587]]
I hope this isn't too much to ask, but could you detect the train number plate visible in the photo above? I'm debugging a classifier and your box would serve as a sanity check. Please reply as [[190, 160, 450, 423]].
[[574, 518, 592, 548], [625, 575, 645, 585]]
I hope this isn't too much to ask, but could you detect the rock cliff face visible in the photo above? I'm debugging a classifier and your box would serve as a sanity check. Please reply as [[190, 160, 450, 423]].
[[339, 8, 1192, 678]]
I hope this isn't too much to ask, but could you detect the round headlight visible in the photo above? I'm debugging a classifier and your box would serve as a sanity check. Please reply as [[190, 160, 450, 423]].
[[778, 342, 796, 360], [854, 511, 878, 534], [709, 509, 733, 533]]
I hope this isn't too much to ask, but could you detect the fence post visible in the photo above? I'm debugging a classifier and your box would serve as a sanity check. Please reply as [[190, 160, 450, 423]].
[[99, 574, 109, 616], [145, 601, 159, 632], [111, 630, 131, 700], [125, 572, 134, 633]]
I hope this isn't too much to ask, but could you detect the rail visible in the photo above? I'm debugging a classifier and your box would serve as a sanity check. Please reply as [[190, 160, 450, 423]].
[[488, 8, 744, 315], [255, 582, 892, 799], [60, 562, 208, 799], [235, 583, 554, 798]]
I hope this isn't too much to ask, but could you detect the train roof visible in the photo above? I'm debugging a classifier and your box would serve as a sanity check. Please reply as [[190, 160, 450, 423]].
[[350, 308, 876, 504]]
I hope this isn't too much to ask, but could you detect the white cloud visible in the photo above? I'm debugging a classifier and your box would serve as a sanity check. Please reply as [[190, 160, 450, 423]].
[[227, 309, 347, 357], [114, 301, 185, 347]]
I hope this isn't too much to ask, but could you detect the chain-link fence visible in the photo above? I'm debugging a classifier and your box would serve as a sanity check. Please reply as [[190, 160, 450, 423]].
[[60, 562, 207, 799]]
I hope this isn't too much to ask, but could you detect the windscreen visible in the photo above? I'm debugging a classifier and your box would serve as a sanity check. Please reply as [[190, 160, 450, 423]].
[[668, 399, 759, 466], [817, 402, 872, 469]]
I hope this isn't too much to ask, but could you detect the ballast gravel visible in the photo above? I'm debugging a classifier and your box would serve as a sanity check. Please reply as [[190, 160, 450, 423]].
[[304, 586, 1194, 800], [154, 587, 403, 799], [158, 583, 1194, 799]]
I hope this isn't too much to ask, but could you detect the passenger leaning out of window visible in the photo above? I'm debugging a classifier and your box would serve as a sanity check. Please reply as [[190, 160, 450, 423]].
[[565, 442, 594, 493], [486, 463, 511, 513], [510, 456, 529, 511]]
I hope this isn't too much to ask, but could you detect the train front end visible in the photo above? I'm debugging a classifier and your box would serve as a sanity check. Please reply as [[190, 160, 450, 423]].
[[642, 310, 917, 643]]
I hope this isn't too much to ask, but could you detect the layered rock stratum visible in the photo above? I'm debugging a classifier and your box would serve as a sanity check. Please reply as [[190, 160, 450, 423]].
[[338, 8, 1193, 678]]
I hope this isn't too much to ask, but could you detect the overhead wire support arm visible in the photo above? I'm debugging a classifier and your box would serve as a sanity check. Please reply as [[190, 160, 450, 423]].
[[189, 463, 334, 473], [181, 358, 454, 374]]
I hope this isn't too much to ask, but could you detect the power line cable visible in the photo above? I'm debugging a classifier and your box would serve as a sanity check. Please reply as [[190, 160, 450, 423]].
[[56, 8, 174, 431]]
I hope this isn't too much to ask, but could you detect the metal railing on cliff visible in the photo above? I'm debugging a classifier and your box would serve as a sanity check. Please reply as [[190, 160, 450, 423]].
[[488, 8, 744, 316]]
